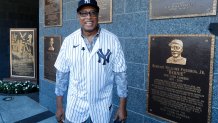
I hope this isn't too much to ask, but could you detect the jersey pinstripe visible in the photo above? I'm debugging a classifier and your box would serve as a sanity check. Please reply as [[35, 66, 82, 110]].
[[54, 28, 127, 123]]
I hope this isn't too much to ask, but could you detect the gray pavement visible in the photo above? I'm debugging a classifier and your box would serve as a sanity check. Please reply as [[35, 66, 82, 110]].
[[0, 95, 56, 123]]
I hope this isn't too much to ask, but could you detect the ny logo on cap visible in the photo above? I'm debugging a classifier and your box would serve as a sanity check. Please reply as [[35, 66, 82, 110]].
[[84, 0, 90, 3]]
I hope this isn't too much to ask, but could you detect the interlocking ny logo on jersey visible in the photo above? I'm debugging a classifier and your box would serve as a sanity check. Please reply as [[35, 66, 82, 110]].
[[84, 0, 90, 3], [97, 49, 112, 65]]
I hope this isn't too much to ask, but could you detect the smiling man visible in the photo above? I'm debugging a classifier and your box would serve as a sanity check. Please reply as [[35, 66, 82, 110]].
[[54, 0, 128, 123]]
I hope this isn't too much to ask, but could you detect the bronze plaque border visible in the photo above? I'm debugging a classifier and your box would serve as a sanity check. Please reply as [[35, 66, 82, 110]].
[[10, 28, 37, 79], [149, 0, 217, 19], [97, 0, 112, 23], [44, 0, 62, 27], [146, 34, 215, 123], [43, 36, 62, 82]]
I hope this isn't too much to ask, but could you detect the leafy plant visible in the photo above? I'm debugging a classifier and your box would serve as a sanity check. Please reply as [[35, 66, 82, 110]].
[[0, 80, 39, 94]]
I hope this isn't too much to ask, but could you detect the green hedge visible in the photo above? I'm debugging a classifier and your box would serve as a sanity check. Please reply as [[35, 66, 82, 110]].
[[0, 80, 39, 94]]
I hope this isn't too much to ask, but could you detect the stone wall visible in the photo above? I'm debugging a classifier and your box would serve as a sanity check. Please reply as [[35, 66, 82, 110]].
[[39, 0, 218, 122]]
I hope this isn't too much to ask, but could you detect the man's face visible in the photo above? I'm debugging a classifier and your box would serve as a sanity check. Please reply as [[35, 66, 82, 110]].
[[170, 44, 183, 58], [78, 6, 99, 33], [50, 38, 54, 45]]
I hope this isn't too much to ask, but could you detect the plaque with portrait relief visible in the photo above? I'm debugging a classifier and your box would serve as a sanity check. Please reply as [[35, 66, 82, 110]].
[[97, 0, 112, 23], [150, 0, 217, 19], [44, 0, 62, 27], [10, 28, 37, 79], [44, 36, 61, 82], [147, 35, 215, 123]]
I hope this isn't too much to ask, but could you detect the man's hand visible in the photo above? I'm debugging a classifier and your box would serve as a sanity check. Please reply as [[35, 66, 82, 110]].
[[56, 96, 65, 123], [114, 107, 127, 122], [56, 107, 65, 123], [114, 97, 127, 122]]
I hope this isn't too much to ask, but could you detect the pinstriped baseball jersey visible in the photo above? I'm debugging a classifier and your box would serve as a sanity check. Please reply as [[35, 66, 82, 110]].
[[54, 28, 127, 123]]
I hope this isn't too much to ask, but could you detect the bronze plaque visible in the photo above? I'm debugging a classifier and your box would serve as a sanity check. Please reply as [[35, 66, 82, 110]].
[[44, 0, 62, 27], [150, 0, 217, 19], [147, 35, 215, 123], [44, 36, 61, 82], [97, 0, 112, 23], [10, 28, 37, 78]]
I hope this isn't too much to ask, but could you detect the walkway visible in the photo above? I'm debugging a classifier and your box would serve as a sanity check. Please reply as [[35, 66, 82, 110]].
[[0, 93, 56, 123]]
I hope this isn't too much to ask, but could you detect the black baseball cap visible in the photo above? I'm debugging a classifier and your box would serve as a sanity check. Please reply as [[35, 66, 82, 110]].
[[77, 0, 99, 12]]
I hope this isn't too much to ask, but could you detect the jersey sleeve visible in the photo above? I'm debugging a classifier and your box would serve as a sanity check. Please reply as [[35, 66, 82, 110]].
[[54, 38, 70, 72], [112, 38, 127, 72]]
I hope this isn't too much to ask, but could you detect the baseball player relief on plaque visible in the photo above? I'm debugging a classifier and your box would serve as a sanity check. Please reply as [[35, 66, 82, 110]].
[[147, 35, 215, 123], [44, 0, 62, 27], [96, 0, 112, 23], [10, 28, 37, 79], [44, 36, 61, 82], [166, 39, 187, 65]]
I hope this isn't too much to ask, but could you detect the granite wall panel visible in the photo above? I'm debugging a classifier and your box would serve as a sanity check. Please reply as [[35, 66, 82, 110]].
[[39, 0, 218, 122]]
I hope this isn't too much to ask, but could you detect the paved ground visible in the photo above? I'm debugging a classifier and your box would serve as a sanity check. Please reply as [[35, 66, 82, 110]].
[[0, 93, 56, 123]]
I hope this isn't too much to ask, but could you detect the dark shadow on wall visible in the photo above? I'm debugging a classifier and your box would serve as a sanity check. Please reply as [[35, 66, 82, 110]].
[[0, 0, 39, 80]]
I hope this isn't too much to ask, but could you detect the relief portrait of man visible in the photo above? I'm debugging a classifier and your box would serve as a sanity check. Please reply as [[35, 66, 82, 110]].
[[166, 39, 187, 65], [48, 37, 55, 51]]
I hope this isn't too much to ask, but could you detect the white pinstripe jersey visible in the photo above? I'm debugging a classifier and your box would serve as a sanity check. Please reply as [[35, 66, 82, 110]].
[[54, 28, 127, 123]]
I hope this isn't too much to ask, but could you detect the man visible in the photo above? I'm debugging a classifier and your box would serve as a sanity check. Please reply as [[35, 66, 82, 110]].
[[48, 37, 55, 51], [54, 0, 128, 123], [166, 39, 187, 65]]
